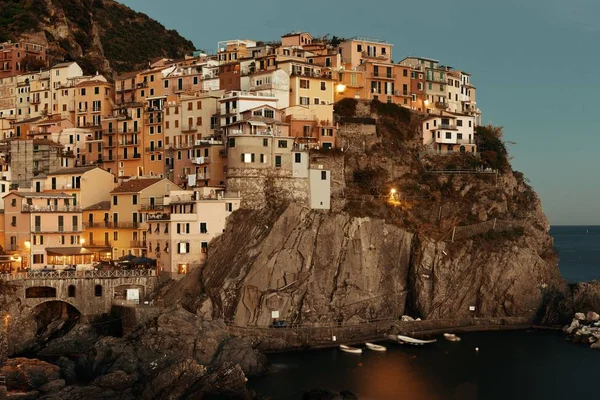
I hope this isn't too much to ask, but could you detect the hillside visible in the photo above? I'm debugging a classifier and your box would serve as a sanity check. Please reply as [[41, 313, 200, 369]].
[[0, 0, 196, 76]]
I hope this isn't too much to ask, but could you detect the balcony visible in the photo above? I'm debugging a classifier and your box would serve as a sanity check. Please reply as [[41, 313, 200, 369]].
[[104, 143, 116, 148], [393, 90, 409, 97], [145, 146, 163, 153], [120, 141, 140, 147], [143, 119, 163, 125], [361, 51, 389, 60], [172, 85, 192, 93], [84, 221, 142, 229], [86, 135, 102, 142], [21, 203, 81, 212], [181, 125, 197, 133], [170, 194, 196, 204], [371, 73, 396, 80], [191, 156, 210, 165], [140, 202, 164, 211], [30, 98, 41, 104], [85, 241, 112, 248], [130, 241, 147, 248], [435, 101, 449, 109], [104, 130, 116, 135], [136, 82, 148, 89], [146, 213, 170, 221], [438, 123, 457, 130], [118, 128, 140, 134]]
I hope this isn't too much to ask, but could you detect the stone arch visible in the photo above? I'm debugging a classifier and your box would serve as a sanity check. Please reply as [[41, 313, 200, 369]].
[[30, 299, 81, 315]]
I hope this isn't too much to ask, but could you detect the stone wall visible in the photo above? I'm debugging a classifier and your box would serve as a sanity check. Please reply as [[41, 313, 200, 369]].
[[226, 167, 309, 209]]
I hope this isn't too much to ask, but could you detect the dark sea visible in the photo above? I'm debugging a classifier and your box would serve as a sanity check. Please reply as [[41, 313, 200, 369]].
[[248, 226, 600, 400]]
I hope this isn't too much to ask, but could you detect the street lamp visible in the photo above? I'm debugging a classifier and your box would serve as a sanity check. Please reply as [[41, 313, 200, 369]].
[[335, 83, 347, 94], [80, 238, 85, 245]]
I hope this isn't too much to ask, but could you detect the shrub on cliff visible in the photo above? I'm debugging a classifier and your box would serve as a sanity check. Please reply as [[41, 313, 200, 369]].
[[476, 125, 509, 171], [334, 98, 358, 117], [353, 167, 389, 195]]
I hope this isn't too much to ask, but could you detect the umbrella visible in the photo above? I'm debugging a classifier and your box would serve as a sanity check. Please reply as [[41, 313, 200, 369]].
[[118, 254, 136, 262], [131, 257, 156, 266]]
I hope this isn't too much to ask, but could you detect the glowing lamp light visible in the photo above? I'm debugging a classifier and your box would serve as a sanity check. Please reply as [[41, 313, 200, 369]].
[[424, 100, 430, 107], [390, 189, 397, 195], [24, 240, 31, 248], [335, 83, 347, 93], [80, 238, 86, 245]]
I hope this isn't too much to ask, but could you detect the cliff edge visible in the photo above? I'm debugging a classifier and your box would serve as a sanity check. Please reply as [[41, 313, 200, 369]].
[[165, 100, 567, 327]]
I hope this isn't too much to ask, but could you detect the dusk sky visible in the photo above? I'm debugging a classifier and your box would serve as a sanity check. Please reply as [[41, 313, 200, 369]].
[[120, 0, 598, 225]]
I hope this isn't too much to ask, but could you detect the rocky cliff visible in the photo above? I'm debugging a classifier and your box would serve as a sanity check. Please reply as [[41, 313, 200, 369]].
[[167, 100, 567, 328], [1, 0, 195, 76]]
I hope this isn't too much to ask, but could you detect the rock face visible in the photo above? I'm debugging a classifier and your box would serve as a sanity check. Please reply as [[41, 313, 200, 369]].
[[198, 203, 413, 326], [169, 201, 563, 326], [1, 358, 60, 392], [563, 311, 600, 350]]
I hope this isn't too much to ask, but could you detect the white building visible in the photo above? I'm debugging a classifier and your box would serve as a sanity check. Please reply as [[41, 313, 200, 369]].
[[217, 90, 279, 128], [422, 112, 476, 154]]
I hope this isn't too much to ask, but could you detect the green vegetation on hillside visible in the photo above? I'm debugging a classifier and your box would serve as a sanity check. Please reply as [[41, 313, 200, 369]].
[[0, 0, 196, 75]]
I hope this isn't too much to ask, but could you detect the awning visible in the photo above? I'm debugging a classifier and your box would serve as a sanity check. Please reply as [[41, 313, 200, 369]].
[[248, 121, 267, 127], [46, 247, 94, 256]]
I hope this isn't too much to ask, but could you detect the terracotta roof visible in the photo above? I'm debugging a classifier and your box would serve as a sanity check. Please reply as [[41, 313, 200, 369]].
[[117, 70, 141, 80], [31, 139, 64, 147], [83, 201, 111, 211], [3, 191, 72, 199], [76, 80, 111, 88], [52, 62, 76, 68], [47, 166, 100, 176], [111, 178, 164, 194]]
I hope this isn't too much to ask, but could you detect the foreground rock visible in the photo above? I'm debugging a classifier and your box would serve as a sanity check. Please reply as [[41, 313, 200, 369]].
[[303, 389, 359, 400], [8, 307, 264, 399]]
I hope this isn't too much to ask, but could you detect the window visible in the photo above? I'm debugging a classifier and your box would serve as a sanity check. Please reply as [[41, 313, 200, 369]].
[[457, 120, 463, 127], [68, 285, 76, 297], [300, 79, 310, 89], [33, 254, 44, 264], [113, 196, 118, 206], [263, 138, 268, 147], [446, 132, 452, 139], [132, 195, 138, 205], [440, 85, 444, 92], [201, 242, 208, 253], [178, 242, 191, 254], [314, 98, 320, 105], [295, 153, 301, 163], [357, 44, 362, 52], [403, 69, 408, 77], [275, 155, 282, 168], [10, 216, 16, 227], [469, 121, 472, 128], [260, 154, 265, 163], [229, 138, 235, 148], [264, 109, 274, 119], [278, 140, 288, 148], [321, 82, 326, 91], [457, 133, 463, 140], [200, 222, 207, 234], [94, 285, 103, 297], [94, 87, 99, 95], [11, 198, 16, 207], [417, 82, 423, 91], [321, 171, 327, 180], [300, 97, 310, 105], [113, 231, 118, 241], [164, 80, 169, 88], [72, 216, 78, 231]]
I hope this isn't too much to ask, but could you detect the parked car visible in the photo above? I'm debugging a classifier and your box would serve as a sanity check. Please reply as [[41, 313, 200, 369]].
[[271, 320, 288, 329]]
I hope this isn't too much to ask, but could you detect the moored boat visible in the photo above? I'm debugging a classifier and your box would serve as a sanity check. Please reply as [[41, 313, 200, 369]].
[[365, 342, 387, 352], [339, 345, 363, 354], [444, 333, 461, 342], [397, 334, 437, 345]]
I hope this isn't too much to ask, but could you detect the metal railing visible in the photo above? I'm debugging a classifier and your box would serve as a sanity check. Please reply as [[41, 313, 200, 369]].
[[130, 241, 147, 248], [0, 269, 157, 281], [22, 205, 82, 213]]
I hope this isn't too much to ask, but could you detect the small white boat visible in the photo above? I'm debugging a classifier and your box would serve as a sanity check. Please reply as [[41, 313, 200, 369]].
[[339, 345, 362, 354], [443, 333, 461, 342], [365, 342, 387, 352], [397, 334, 437, 345]]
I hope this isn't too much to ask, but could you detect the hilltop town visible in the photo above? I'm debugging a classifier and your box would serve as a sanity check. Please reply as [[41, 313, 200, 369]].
[[0, 32, 482, 280]]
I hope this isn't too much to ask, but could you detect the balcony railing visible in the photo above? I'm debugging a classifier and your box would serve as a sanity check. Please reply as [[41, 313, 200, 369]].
[[22, 204, 82, 213], [438, 123, 457, 130], [130, 241, 147, 248], [145, 146, 164, 153], [181, 125, 197, 133], [172, 85, 192, 93], [393, 90, 409, 97], [0, 269, 157, 281], [140, 202, 164, 211], [435, 101, 449, 109], [146, 213, 170, 221], [371, 73, 396, 79], [118, 128, 140, 134], [83, 221, 143, 229], [85, 241, 112, 248], [191, 157, 210, 164], [361, 51, 389, 60]]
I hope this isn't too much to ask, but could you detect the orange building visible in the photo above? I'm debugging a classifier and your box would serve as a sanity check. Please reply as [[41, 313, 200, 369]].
[[0, 39, 48, 79]]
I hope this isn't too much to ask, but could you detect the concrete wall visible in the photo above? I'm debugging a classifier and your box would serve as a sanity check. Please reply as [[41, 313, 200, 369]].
[[309, 169, 331, 210]]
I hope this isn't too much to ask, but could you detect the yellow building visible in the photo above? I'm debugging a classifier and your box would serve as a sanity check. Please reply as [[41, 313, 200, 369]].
[[109, 177, 179, 258], [3, 191, 89, 271]]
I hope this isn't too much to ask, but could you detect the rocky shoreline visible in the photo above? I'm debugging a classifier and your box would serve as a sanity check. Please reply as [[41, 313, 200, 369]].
[[563, 311, 600, 349]]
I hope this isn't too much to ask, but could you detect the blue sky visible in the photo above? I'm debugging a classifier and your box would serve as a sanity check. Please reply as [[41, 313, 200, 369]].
[[120, 0, 599, 225]]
